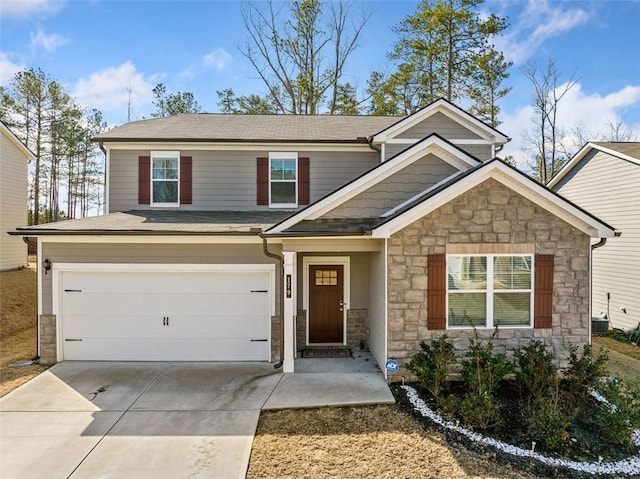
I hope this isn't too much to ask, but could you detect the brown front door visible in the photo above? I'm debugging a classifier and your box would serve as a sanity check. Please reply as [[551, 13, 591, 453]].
[[309, 265, 344, 343]]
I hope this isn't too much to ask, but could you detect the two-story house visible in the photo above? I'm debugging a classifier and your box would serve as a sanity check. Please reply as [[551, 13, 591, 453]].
[[549, 142, 639, 331], [1, 122, 33, 271], [13, 99, 615, 374]]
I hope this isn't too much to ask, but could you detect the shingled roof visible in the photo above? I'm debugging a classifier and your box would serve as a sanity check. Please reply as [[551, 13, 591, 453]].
[[94, 113, 401, 143]]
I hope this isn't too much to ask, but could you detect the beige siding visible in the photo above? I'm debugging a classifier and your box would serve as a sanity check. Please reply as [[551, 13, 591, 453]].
[[395, 111, 482, 140], [0, 134, 28, 270], [108, 149, 378, 212], [41, 242, 282, 316], [324, 154, 458, 218], [555, 150, 640, 330]]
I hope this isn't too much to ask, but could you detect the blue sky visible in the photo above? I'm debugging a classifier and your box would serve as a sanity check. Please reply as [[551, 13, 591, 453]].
[[1, 0, 639, 164]]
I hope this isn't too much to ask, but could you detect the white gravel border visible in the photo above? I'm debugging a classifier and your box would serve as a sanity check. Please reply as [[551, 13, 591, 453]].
[[402, 385, 640, 476]]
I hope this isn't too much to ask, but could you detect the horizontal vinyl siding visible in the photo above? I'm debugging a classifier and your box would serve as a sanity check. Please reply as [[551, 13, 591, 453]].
[[108, 149, 378, 212], [0, 136, 28, 270], [324, 154, 458, 218], [385, 143, 491, 162], [395, 111, 482, 140], [41, 242, 282, 316], [555, 150, 640, 330]]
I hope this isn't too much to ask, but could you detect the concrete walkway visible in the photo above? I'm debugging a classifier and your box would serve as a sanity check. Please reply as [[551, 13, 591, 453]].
[[0, 360, 394, 479]]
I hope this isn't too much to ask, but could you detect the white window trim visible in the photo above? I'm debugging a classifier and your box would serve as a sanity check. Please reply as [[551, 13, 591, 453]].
[[150, 150, 180, 207], [446, 254, 534, 329], [268, 152, 298, 208]]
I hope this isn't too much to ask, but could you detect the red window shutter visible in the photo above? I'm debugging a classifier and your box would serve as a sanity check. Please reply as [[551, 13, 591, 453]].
[[180, 156, 192, 205], [138, 156, 150, 204], [257, 157, 269, 205], [298, 157, 310, 205], [534, 254, 554, 328], [427, 254, 447, 330]]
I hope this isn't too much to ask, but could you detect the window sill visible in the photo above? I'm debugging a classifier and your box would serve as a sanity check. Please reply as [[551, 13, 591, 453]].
[[150, 204, 181, 208], [269, 204, 298, 209]]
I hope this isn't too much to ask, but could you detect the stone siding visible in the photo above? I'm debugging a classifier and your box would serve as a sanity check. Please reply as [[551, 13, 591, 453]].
[[387, 178, 591, 376], [271, 315, 281, 363], [39, 314, 57, 365], [295, 308, 369, 351]]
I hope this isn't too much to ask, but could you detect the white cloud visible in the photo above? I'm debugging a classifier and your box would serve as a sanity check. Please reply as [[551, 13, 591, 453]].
[[496, 0, 591, 65], [0, 52, 23, 85], [500, 83, 640, 168], [0, 0, 65, 18], [72, 62, 157, 121], [202, 48, 232, 72], [30, 28, 67, 54]]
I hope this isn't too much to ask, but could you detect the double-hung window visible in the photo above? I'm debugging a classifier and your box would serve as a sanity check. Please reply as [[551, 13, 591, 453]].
[[269, 152, 297, 207], [447, 255, 533, 328], [151, 151, 179, 206]]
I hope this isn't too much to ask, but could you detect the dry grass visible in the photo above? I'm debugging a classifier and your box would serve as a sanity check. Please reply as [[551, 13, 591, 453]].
[[247, 406, 543, 479], [0, 269, 46, 397], [593, 335, 640, 382]]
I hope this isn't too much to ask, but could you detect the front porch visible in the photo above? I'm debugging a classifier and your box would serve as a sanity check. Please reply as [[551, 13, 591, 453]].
[[279, 238, 387, 374]]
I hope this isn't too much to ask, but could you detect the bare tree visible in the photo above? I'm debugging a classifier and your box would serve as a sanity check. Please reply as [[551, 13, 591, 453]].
[[240, 0, 370, 114], [522, 60, 576, 183]]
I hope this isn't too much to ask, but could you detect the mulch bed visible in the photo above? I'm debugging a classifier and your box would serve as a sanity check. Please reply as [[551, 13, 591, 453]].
[[391, 383, 637, 479]]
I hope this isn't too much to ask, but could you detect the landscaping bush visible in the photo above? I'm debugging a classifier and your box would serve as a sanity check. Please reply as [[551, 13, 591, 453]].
[[460, 330, 513, 397], [527, 394, 570, 450], [407, 335, 456, 403], [595, 379, 640, 448], [514, 340, 558, 412], [458, 392, 501, 430], [565, 344, 608, 412]]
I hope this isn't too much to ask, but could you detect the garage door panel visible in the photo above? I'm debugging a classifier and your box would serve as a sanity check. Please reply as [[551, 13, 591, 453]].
[[64, 338, 269, 361], [60, 268, 272, 361]]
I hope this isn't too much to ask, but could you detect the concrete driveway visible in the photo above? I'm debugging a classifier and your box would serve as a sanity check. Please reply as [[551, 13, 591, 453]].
[[0, 361, 394, 479]]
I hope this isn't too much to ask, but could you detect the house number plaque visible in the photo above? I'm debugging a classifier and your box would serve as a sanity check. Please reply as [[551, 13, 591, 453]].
[[286, 274, 292, 298]]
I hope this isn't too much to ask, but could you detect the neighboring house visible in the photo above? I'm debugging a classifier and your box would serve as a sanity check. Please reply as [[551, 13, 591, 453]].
[[549, 142, 639, 331], [12, 99, 615, 373], [1, 122, 33, 271]]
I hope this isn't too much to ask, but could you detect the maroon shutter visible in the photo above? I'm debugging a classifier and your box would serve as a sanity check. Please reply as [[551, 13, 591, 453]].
[[257, 157, 269, 205], [180, 156, 192, 205], [298, 157, 310, 205], [427, 254, 447, 330], [534, 254, 554, 328], [138, 156, 150, 204]]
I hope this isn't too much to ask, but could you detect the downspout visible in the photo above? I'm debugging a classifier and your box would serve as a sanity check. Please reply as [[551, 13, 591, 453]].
[[261, 234, 284, 369], [367, 136, 381, 152]]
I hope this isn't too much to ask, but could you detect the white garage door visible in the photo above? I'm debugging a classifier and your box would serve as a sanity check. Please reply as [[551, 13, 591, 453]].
[[59, 267, 272, 361]]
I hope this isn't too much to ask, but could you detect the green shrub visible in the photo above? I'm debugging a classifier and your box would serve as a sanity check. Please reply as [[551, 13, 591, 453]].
[[514, 340, 558, 411], [564, 344, 608, 411], [407, 335, 456, 403], [629, 323, 640, 344], [596, 379, 640, 447], [528, 394, 570, 450], [461, 330, 513, 396], [458, 392, 501, 431]]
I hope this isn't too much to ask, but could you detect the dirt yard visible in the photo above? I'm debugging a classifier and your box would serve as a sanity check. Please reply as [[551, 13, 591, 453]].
[[247, 405, 542, 479], [0, 269, 46, 397], [593, 335, 640, 382]]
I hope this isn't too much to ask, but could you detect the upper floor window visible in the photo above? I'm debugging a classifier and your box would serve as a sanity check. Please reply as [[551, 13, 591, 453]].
[[269, 152, 297, 207], [151, 151, 179, 206], [447, 254, 533, 328]]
